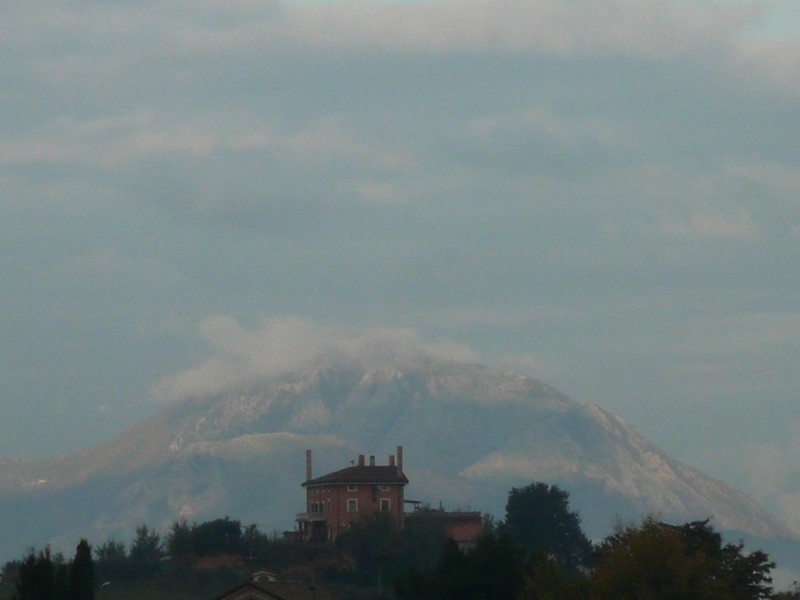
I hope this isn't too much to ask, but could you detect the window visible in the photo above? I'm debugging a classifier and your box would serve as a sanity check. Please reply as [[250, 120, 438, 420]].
[[378, 484, 390, 491], [347, 499, 358, 513], [347, 484, 358, 491], [380, 498, 391, 512]]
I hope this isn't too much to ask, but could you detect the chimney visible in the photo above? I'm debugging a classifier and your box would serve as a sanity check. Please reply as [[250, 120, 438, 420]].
[[389, 454, 395, 467], [397, 445, 404, 473], [305, 449, 313, 482], [369, 455, 375, 466], [358, 454, 365, 467]]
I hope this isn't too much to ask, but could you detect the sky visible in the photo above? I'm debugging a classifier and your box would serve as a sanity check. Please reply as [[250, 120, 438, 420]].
[[1, 0, 800, 527]]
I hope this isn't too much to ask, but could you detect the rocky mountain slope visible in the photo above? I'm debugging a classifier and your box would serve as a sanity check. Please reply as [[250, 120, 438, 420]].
[[0, 361, 794, 561]]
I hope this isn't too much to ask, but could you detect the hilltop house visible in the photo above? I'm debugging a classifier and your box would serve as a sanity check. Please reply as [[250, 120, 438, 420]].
[[296, 447, 409, 541]]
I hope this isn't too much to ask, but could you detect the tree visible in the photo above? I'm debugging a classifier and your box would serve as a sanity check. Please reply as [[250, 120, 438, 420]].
[[501, 482, 592, 572], [395, 532, 524, 600], [166, 520, 193, 561], [93, 537, 127, 580], [94, 538, 126, 563], [68, 539, 93, 600], [16, 547, 55, 600], [592, 517, 710, 599], [518, 554, 588, 600], [53, 562, 68, 600], [675, 519, 774, 600], [337, 512, 400, 585], [191, 517, 243, 556], [128, 524, 163, 578], [591, 517, 775, 600]]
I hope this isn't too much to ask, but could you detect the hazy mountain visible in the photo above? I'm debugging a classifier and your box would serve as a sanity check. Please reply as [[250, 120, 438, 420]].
[[0, 361, 794, 562]]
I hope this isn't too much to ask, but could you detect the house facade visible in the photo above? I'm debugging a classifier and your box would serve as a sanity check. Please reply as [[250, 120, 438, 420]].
[[296, 447, 409, 541]]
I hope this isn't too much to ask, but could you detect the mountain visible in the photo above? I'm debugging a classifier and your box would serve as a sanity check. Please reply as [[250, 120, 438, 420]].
[[0, 360, 794, 562]]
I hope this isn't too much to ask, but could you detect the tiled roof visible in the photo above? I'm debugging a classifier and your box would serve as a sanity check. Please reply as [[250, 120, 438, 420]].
[[303, 465, 409, 487]]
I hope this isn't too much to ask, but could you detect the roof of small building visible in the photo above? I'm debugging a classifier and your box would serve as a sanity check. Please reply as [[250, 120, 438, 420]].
[[303, 465, 409, 487], [408, 509, 483, 521], [213, 580, 338, 600]]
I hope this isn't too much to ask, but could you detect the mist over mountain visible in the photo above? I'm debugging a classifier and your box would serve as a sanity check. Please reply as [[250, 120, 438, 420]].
[[0, 360, 794, 564]]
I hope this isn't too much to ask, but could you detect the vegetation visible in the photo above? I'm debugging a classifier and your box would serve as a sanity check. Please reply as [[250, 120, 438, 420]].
[[11, 540, 94, 600], [0, 481, 786, 600], [500, 482, 593, 573], [592, 517, 775, 600]]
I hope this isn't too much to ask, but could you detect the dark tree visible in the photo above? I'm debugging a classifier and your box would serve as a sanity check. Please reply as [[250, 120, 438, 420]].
[[395, 532, 524, 600], [16, 547, 55, 600], [336, 512, 400, 585], [191, 517, 243, 556], [166, 520, 193, 561], [93, 537, 127, 580], [466, 531, 524, 600], [68, 539, 94, 600], [675, 519, 774, 600], [501, 482, 592, 572], [93, 538, 126, 563], [517, 554, 588, 600], [53, 563, 68, 600], [128, 524, 163, 578]]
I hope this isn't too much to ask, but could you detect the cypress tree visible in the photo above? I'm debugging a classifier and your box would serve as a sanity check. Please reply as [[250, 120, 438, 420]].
[[68, 539, 94, 600]]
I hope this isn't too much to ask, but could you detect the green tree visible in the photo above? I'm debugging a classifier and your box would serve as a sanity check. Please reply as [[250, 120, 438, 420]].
[[467, 531, 524, 600], [591, 517, 774, 600], [518, 554, 588, 600], [336, 512, 400, 585], [501, 482, 592, 572], [592, 517, 710, 599], [93, 538, 126, 563], [191, 517, 243, 556], [675, 519, 774, 600], [128, 524, 163, 578], [395, 532, 524, 600], [68, 539, 94, 600], [166, 520, 193, 561], [93, 537, 127, 580]]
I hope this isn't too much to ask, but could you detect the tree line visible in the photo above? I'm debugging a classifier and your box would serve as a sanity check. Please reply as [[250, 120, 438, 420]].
[[7, 540, 93, 600], [1, 481, 791, 599]]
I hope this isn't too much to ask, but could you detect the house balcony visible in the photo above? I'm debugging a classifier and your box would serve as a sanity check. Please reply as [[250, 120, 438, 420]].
[[296, 512, 327, 523]]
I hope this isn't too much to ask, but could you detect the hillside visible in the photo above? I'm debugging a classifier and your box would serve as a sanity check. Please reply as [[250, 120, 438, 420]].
[[0, 360, 794, 562]]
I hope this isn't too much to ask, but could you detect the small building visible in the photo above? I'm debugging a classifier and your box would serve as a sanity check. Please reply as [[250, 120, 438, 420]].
[[213, 580, 338, 600], [406, 507, 484, 550], [296, 447, 409, 542]]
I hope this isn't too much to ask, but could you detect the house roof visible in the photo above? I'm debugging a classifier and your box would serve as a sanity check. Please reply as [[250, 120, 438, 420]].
[[303, 465, 409, 487], [213, 580, 338, 600]]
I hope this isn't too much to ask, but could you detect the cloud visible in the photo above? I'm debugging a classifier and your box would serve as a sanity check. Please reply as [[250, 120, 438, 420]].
[[281, 0, 757, 58], [149, 316, 480, 402], [661, 208, 757, 240], [737, 36, 800, 90]]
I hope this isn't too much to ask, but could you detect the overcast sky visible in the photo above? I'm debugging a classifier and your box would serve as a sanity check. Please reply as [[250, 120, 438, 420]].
[[2, 0, 800, 526]]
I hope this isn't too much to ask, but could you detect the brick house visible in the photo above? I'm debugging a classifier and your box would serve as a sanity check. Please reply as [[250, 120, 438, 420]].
[[296, 447, 409, 541]]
